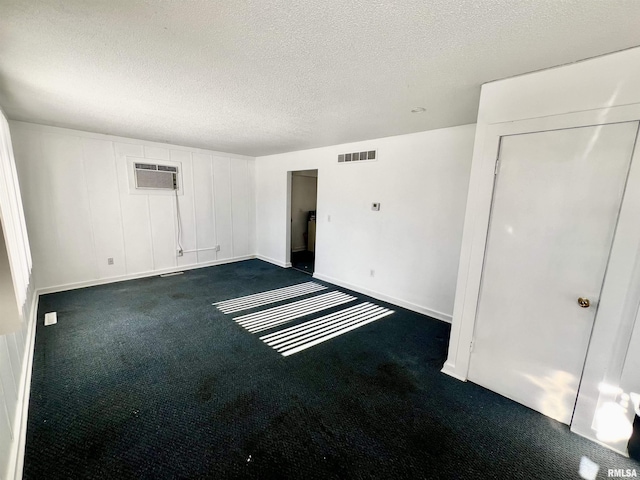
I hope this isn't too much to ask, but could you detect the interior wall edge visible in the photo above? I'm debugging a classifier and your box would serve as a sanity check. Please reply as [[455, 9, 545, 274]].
[[255, 255, 291, 269], [5, 283, 38, 480], [440, 362, 468, 382], [313, 271, 452, 324]]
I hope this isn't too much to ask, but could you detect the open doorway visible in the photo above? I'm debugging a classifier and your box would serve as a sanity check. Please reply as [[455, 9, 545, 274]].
[[289, 170, 318, 274]]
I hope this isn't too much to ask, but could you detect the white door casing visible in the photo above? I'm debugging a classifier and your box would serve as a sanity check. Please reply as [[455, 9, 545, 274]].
[[467, 122, 640, 425]]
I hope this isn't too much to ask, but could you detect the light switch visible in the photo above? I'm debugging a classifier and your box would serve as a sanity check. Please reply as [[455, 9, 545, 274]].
[[371, 203, 381, 211]]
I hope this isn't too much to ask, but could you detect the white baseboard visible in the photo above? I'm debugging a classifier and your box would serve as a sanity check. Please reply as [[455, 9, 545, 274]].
[[312, 272, 452, 323], [441, 362, 467, 382], [7, 287, 39, 480], [256, 255, 291, 269], [37, 255, 256, 295], [571, 425, 630, 458]]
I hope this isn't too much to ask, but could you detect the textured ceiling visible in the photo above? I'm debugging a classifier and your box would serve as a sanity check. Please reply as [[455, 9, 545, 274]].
[[1, 1, 640, 157]]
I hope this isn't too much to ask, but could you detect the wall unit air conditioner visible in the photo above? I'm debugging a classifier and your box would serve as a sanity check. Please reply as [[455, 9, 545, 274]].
[[126, 157, 183, 196], [134, 163, 178, 191]]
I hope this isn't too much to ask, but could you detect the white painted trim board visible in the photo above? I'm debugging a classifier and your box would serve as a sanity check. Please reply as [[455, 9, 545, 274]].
[[256, 255, 291, 269], [313, 272, 452, 323], [6, 289, 38, 480], [38, 255, 255, 295]]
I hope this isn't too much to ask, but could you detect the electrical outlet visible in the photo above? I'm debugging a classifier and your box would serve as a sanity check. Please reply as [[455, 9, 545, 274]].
[[177, 249, 183, 257], [107, 257, 114, 265], [370, 269, 375, 277]]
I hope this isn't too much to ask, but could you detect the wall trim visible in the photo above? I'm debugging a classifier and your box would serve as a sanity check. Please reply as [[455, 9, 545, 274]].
[[7, 287, 39, 480], [441, 362, 467, 382], [37, 255, 256, 295], [312, 272, 452, 323], [572, 427, 629, 458], [256, 255, 291, 269]]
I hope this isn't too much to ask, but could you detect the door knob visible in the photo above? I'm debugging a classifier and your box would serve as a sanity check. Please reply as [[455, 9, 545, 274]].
[[578, 297, 590, 308]]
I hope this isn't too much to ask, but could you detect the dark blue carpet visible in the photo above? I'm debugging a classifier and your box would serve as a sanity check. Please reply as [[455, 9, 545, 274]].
[[24, 259, 639, 479]]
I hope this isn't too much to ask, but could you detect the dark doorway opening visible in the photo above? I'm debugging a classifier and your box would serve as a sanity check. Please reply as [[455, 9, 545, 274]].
[[289, 170, 318, 275]]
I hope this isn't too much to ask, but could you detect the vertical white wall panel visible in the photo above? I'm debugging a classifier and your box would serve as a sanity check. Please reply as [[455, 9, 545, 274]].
[[171, 150, 198, 268], [247, 160, 257, 255], [4, 335, 20, 399], [0, 336, 17, 430], [8, 129, 36, 212], [11, 130, 60, 289], [9, 129, 51, 288], [148, 195, 177, 271], [231, 159, 250, 257], [0, 390, 13, 477], [621, 317, 640, 399], [12, 330, 24, 368], [192, 153, 217, 264], [114, 142, 155, 275], [0, 298, 36, 480], [40, 133, 97, 285], [81, 138, 126, 278], [213, 156, 234, 261], [0, 136, 30, 307]]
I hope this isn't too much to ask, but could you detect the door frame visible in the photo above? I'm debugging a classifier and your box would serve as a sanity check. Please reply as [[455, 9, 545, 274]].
[[285, 169, 319, 271], [443, 103, 640, 454], [285, 171, 292, 268]]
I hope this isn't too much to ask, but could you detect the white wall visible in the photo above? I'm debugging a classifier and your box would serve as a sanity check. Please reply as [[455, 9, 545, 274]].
[[256, 124, 475, 321], [9, 122, 257, 292], [0, 110, 37, 480], [0, 273, 35, 480], [443, 46, 640, 454], [621, 312, 640, 411], [290, 173, 317, 252]]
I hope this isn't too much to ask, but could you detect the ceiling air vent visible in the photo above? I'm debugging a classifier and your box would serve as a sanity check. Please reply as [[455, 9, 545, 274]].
[[134, 163, 178, 190], [337, 150, 377, 164]]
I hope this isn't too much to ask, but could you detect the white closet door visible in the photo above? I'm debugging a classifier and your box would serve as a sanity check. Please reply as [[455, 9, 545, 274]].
[[469, 122, 639, 424]]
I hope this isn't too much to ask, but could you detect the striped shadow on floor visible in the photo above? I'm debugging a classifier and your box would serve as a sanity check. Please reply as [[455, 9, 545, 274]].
[[234, 291, 356, 333], [213, 281, 327, 314], [260, 302, 394, 356]]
